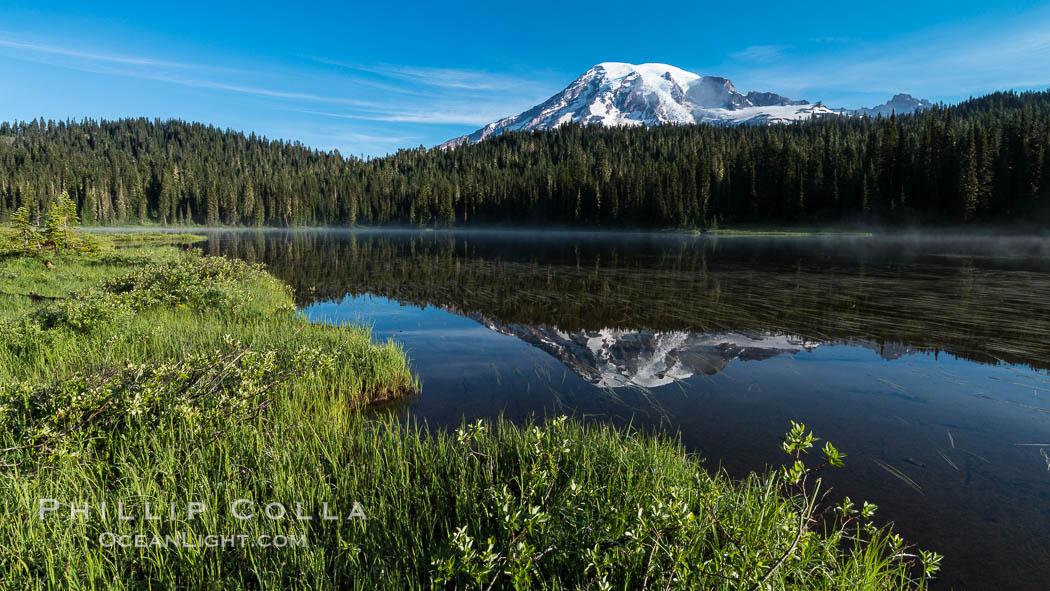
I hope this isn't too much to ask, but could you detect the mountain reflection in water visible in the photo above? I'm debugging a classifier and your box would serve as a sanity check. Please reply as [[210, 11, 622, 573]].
[[467, 316, 818, 388]]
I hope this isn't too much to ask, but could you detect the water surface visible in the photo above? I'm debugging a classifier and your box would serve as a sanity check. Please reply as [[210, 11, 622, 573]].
[[203, 229, 1050, 590]]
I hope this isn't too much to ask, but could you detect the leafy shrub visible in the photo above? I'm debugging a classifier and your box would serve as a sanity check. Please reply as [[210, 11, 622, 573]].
[[75, 232, 103, 254], [101, 254, 290, 312], [18, 254, 292, 335], [92, 248, 175, 267], [0, 317, 56, 358], [31, 289, 131, 333], [0, 338, 333, 457]]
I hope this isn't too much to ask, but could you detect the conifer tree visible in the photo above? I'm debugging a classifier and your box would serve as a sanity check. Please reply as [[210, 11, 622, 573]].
[[8, 205, 38, 250], [959, 132, 980, 221], [42, 192, 80, 251]]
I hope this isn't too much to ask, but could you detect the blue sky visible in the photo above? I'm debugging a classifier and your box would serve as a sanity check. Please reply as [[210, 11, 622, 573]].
[[2, 1, 1050, 156]]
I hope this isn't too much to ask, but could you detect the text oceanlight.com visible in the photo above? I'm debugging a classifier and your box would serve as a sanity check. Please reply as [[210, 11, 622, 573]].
[[99, 532, 308, 549]]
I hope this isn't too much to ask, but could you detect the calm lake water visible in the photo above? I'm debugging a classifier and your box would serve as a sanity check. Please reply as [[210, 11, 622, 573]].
[[201, 229, 1050, 590]]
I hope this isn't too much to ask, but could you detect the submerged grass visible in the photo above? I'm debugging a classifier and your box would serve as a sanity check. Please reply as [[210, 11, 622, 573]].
[[0, 231, 935, 589], [871, 459, 925, 496]]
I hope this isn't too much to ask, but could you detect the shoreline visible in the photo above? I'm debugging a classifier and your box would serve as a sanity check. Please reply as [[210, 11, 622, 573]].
[[78, 224, 1050, 240]]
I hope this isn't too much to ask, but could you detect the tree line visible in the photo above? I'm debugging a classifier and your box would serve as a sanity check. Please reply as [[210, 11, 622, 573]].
[[1, 89, 1049, 227]]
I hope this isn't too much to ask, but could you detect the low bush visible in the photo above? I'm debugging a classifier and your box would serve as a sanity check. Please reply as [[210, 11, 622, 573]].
[[0, 338, 333, 459], [100, 254, 287, 313]]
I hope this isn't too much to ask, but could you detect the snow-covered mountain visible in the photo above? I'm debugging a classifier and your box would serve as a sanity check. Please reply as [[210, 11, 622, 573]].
[[854, 93, 933, 118], [441, 62, 929, 148], [467, 312, 819, 389]]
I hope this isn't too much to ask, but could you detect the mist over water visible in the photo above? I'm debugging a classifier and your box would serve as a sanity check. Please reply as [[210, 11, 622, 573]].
[[201, 229, 1050, 590]]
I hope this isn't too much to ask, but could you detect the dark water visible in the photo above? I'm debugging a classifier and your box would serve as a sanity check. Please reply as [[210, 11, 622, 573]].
[[202, 229, 1050, 589]]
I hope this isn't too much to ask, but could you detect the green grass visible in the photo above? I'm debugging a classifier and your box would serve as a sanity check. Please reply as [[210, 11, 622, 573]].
[[0, 232, 934, 590], [0, 244, 413, 402], [0, 413, 933, 590]]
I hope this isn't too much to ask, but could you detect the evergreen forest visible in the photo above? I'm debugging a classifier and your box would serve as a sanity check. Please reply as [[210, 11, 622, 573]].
[[1, 89, 1048, 228]]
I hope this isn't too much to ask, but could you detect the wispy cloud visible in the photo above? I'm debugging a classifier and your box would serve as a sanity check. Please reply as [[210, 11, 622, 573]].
[[0, 33, 559, 153], [728, 9, 1050, 106], [288, 128, 423, 151], [286, 105, 518, 126], [809, 37, 850, 45], [0, 38, 196, 68], [300, 56, 434, 96], [380, 64, 518, 90], [295, 57, 560, 127], [0, 38, 386, 106], [729, 45, 789, 63], [0, 35, 555, 128], [307, 57, 545, 93], [135, 74, 379, 105]]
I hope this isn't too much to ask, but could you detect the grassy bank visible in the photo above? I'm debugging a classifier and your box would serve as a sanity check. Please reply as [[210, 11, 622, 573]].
[[0, 239, 413, 400], [0, 231, 935, 589]]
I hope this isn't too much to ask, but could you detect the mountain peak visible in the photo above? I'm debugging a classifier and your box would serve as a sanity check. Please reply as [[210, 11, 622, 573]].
[[855, 93, 933, 117], [590, 62, 700, 86], [440, 63, 931, 148]]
